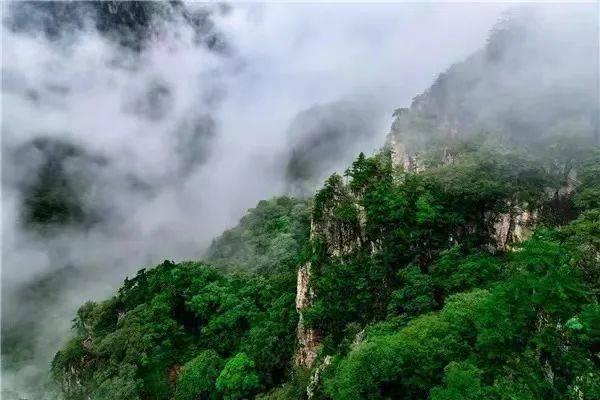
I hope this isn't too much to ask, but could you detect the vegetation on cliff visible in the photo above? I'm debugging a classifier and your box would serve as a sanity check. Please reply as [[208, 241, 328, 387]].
[[51, 197, 311, 400], [205, 197, 312, 274], [52, 136, 600, 400]]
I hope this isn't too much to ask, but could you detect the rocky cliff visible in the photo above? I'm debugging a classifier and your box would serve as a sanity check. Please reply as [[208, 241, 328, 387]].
[[295, 174, 365, 368], [294, 7, 599, 371], [295, 262, 319, 368]]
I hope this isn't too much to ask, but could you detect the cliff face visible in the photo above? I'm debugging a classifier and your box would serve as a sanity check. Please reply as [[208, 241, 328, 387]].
[[294, 5, 598, 376], [295, 176, 365, 368], [295, 262, 319, 368], [490, 206, 537, 251]]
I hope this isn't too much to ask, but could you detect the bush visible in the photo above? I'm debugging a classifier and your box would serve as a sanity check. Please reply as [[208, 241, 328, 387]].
[[216, 353, 261, 400], [175, 350, 223, 400]]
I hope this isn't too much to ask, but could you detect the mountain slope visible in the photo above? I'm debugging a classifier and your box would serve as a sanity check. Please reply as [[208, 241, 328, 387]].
[[50, 8, 600, 400], [50, 138, 600, 400], [387, 6, 599, 167]]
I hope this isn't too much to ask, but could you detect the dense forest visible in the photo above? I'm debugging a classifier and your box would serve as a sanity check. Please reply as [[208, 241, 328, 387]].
[[51, 133, 600, 399]]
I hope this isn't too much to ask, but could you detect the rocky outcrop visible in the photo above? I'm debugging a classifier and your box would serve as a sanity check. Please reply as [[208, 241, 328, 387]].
[[55, 364, 88, 400], [295, 262, 320, 368], [491, 205, 537, 251], [311, 213, 364, 259], [388, 134, 424, 173], [294, 225, 363, 368], [306, 355, 332, 399], [295, 178, 365, 369]]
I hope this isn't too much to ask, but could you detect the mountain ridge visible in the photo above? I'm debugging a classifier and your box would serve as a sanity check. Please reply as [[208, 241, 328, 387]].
[[15, 7, 600, 400]]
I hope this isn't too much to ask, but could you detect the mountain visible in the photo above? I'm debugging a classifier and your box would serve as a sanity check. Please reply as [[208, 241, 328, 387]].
[[50, 133, 600, 400], [387, 6, 598, 170], [5, 1, 227, 52], [49, 9, 600, 400]]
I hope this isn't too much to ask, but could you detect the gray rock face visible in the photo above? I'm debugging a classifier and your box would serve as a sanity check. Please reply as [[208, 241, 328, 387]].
[[295, 176, 365, 369], [295, 261, 319, 368], [490, 206, 537, 251], [306, 355, 331, 399]]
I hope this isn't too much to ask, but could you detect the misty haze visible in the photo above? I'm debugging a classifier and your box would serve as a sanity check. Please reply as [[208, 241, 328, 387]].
[[1, 2, 599, 400]]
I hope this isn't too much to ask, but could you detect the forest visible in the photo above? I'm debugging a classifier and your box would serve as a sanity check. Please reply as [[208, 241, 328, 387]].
[[51, 135, 600, 400]]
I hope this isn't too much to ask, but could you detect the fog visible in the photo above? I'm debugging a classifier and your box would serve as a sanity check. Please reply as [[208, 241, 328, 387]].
[[2, 2, 513, 398], [388, 4, 599, 153]]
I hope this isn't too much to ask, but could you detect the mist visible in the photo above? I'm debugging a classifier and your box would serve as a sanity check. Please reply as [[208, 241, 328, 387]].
[[388, 3, 599, 155], [1, 2, 511, 398]]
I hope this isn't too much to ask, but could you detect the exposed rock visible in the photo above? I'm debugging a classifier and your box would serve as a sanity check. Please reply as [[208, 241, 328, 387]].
[[491, 205, 537, 251], [311, 176, 365, 259], [295, 262, 320, 368], [311, 215, 363, 259], [352, 328, 365, 348], [56, 363, 88, 400], [388, 135, 423, 172], [296, 262, 314, 311], [306, 355, 332, 400], [168, 364, 182, 385], [559, 169, 579, 196], [295, 317, 320, 369], [295, 178, 365, 368]]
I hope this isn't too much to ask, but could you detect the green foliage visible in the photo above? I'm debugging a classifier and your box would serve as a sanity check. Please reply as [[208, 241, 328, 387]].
[[387, 265, 436, 317], [175, 350, 223, 400], [304, 141, 558, 350], [215, 353, 261, 400], [431, 246, 504, 296], [54, 137, 600, 400], [93, 365, 143, 400], [256, 366, 311, 400], [325, 224, 597, 400], [52, 260, 298, 400], [313, 139, 599, 400], [313, 173, 351, 223], [206, 196, 311, 274], [326, 290, 489, 399], [429, 362, 489, 400]]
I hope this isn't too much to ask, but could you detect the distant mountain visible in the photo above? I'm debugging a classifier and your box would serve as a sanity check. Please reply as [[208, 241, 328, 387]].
[[5, 1, 228, 52], [388, 7, 599, 157], [285, 101, 384, 194]]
